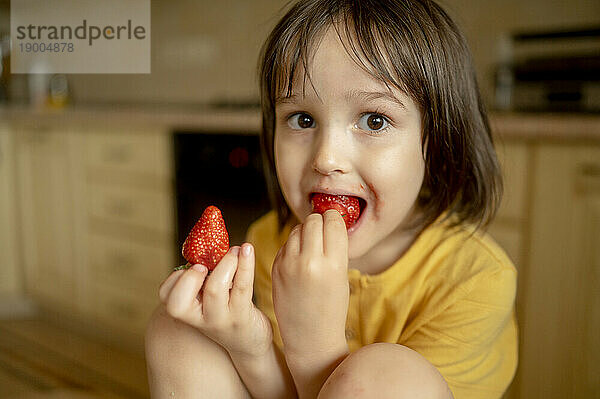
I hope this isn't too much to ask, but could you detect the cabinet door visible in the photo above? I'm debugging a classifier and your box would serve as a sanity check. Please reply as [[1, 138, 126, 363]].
[[15, 127, 78, 309], [571, 153, 600, 397], [0, 125, 21, 296], [522, 144, 600, 398], [489, 141, 530, 399], [78, 128, 174, 339], [488, 141, 530, 267]]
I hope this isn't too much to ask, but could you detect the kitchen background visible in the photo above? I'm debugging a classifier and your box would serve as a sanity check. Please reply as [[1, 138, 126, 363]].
[[0, 0, 599, 398]]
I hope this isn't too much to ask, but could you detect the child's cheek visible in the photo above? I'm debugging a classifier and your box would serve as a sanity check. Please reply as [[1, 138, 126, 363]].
[[275, 140, 309, 220]]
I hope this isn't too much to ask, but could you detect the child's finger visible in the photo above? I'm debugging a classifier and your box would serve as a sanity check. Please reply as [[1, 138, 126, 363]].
[[165, 265, 209, 324], [158, 269, 186, 304], [285, 224, 302, 256], [301, 213, 324, 255], [202, 247, 240, 322], [230, 243, 255, 311], [323, 209, 348, 257], [272, 246, 285, 278]]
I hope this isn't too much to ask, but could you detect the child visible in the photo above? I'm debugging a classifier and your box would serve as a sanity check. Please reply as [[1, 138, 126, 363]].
[[145, 0, 517, 398]]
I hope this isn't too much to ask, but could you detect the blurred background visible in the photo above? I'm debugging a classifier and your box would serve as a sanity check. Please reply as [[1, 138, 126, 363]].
[[0, 0, 599, 398]]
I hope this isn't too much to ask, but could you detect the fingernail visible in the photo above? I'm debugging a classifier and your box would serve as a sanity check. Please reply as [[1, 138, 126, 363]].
[[242, 244, 252, 257], [192, 264, 207, 273], [230, 246, 240, 256]]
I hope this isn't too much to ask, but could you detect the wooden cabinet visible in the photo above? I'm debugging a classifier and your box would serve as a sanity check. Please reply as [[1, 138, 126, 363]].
[[14, 125, 80, 310], [487, 140, 600, 399], [487, 141, 532, 399], [79, 128, 175, 339], [485, 138, 600, 398], [518, 144, 600, 398], [13, 124, 175, 346], [0, 124, 21, 296]]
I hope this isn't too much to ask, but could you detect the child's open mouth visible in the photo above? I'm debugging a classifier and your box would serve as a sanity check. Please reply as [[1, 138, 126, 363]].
[[310, 192, 367, 230]]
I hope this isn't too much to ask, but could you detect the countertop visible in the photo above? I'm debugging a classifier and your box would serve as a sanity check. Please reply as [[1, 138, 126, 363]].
[[0, 104, 262, 133], [2, 104, 600, 141]]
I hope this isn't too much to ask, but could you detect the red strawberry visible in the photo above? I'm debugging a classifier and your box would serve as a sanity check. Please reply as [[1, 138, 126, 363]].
[[311, 193, 361, 229], [181, 206, 230, 271]]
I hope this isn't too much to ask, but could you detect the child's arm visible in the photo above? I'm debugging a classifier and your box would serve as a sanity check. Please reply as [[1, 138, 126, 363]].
[[156, 243, 296, 398], [226, 340, 295, 399], [271, 210, 351, 398], [270, 211, 454, 398]]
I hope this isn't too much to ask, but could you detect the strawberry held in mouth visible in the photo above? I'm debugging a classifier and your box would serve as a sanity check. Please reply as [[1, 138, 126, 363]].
[[311, 193, 361, 229]]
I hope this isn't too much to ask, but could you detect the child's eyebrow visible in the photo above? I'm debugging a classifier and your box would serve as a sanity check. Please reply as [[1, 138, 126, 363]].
[[275, 90, 406, 110], [345, 89, 407, 110], [275, 94, 299, 105]]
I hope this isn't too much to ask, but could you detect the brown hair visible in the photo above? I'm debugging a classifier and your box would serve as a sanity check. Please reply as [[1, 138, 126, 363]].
[[257, 0, 502, 232]]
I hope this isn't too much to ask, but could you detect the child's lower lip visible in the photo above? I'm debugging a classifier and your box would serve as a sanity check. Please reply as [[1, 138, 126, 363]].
[[347, 202, 366, 235]]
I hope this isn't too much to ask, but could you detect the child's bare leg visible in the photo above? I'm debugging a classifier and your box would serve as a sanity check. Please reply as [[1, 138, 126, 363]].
[[317, 343, 453, 399], [145, 305, 252, 399]]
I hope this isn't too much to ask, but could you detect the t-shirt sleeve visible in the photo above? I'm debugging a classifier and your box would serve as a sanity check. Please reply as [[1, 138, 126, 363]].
[[402, 265, 518, 399]]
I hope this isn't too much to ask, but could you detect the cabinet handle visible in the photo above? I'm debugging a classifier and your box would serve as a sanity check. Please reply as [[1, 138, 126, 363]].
[[106, 198, 134, 217], [579, 163, 600, 178], [27, 131, 50, 145], [576, 163, 600, 194], [111, 250, 134, 265], [103, 145, 132, 164], [109, 251, 139, 275]]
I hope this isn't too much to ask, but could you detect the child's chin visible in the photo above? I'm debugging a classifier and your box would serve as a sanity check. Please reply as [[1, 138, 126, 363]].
[[347, 238, 371, 259]]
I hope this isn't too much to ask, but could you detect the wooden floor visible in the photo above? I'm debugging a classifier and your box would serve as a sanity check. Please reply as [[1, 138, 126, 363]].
[[0, 317, 149, 399]]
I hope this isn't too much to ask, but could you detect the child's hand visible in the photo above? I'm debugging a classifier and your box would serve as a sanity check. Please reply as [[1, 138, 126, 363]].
[[159, 243, 273, 360], [272, 210, 350, 359]]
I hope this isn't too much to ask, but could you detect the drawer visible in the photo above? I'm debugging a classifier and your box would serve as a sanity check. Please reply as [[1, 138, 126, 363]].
[[92, 282, 158, 335], [87, 184, 173, 233], [84, 131, 171, 178], [87, 232, 173, 292]]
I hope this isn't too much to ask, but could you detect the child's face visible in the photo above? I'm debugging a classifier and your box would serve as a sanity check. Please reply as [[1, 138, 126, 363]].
[[274, 28, 425, 259]]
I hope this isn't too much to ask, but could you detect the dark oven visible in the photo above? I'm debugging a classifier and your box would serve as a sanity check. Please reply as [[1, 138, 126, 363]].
[[173, 130, 271, 265]]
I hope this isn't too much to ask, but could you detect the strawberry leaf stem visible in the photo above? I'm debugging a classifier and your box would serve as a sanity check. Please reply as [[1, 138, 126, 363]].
[[173, 263, 192, 271]]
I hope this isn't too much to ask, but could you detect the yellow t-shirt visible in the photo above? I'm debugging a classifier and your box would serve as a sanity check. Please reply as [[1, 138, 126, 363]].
[[246, 211, 518, 399]]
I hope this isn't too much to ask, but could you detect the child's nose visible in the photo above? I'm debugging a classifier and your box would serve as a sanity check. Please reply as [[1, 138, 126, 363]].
[[311, 130, 352, 176]]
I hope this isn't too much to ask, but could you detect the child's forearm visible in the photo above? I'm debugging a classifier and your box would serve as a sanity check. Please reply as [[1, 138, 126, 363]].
[[285, 343, 350, 399], [229, 342, 297, 399]]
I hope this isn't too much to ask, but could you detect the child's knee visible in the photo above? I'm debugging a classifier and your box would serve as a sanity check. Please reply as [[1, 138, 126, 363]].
[[318, 343, 453, 399], [145, 305, 226, 369], [145, 305, 251, 398]]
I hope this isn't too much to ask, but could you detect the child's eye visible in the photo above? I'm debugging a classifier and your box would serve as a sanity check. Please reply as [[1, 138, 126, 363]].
[[287, 112, 315, 129], [356, 113, 390, 133]]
